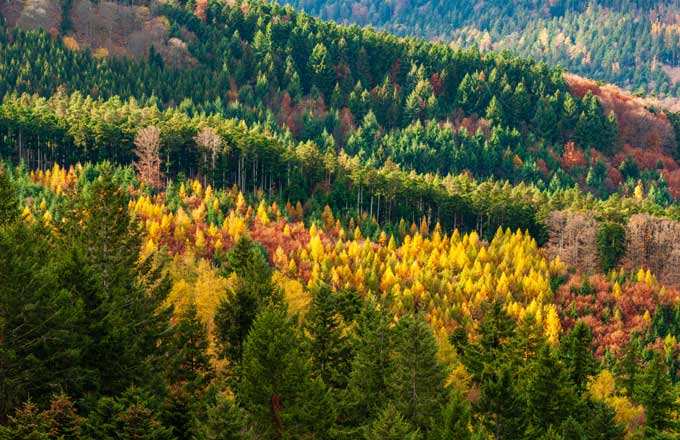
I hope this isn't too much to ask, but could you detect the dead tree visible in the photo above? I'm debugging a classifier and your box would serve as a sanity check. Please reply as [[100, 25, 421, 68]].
[[134, 125, 163, 189]]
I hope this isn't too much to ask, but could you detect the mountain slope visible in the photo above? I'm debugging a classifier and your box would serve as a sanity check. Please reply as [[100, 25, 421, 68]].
[[284, 0, 680, 98]]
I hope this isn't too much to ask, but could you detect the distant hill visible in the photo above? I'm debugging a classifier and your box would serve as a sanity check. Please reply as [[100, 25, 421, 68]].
[[283, 0, 680, 98]]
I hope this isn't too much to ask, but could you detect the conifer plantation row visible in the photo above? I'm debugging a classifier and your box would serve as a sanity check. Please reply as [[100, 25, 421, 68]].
[[2, 0, 680, 438]]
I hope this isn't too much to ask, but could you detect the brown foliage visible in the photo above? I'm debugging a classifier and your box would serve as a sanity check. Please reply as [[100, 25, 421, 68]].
[[560, 142, 587, 171], [134, 126, 163, 190], [194, 0, 208, 21], [565, 73, 677, 155], [624, 214, 680, 287], [545, 210, 599, 273]]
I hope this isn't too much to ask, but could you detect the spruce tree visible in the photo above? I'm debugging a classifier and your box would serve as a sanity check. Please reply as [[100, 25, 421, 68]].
[[342, 299, 395, 434], [239, 305, 312, 439], [215, 236, 281, 372], [364, 403, 421, 440], [389, 315, 447, 433], [634, 352, 677, 434], [525, 345, 577, 435], [304, 284, 352, 389], [561, 321, 597, 392], [164, 303, 213, 389]]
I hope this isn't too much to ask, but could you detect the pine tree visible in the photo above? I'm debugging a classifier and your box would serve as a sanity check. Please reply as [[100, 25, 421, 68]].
[[215, 236, 281, 373], [305, 284, 352, 389], [198, 396, 247, 440], [84, 388, 174, 440], [525, 345, 577, 434], [389, 315, 447, 433], [0, 401, 50, 440], [342, 299, 395, 433], [165, 303, 213, 389], [364, 403, 421, 440], [45, 394, 83, 440], [583, 400, 625, 440], [62, 163, 172, 397], [0, 222, 84, 419], [561, 321, 597, 392], [432, 391, 472, 440], [239, 305, 310, 439], [634, 352, 677, 434]]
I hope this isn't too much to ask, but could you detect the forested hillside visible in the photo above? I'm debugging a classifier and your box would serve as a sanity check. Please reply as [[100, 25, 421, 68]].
[[2, 0, 680, 438], [284, 0, 680, 98]]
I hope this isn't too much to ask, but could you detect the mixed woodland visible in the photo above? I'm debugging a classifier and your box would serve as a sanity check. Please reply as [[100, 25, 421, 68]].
[[2, 0, 680, 438]]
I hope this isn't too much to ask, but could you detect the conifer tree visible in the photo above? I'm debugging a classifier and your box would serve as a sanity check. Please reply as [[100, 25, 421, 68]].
[[305, 284, 352, 389], [215, 236, 281, 374], [389, 315, 447, 433], [634, 352, 677, 434], [561, 321, 597, 392], [364, 403, 421, 440], [239, 305, 312, 439], [0, 165, 18, 226], [165, 303, 213, 389], [342, 299, 395, 433], [525, 345, 577, 435]]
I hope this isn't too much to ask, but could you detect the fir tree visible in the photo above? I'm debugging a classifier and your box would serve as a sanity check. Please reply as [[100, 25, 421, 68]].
[[561, 321, 597, 392], [364, 403, 421, 440], [389, 315, 447, 433], [304, 284, 352, 389]]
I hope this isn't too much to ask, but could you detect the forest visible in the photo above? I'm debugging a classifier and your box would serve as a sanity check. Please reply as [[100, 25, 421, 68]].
[[2, 0, 680, 438], [283, 0, 680, 98]]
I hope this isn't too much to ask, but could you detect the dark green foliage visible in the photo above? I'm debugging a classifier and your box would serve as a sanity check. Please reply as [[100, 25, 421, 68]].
[[62, 164, 173, 398], [304, 284, 353, 389], [164, 303, 213, 389], [596, 222, 626, 272], [0, 401, 50, 440], [0, 165, 18, 226], [584, 400, 626, 440], [389, 315, 448, 433], [342, 299, 395, 433], [197, 397, 247, 440], [432, 391, 472, 440], [84, 388, 174, 440], [0, 222, 85, 418], [215, 236, 281, 373], [561, 321, 597, 391], [364, 403, 421, 440], [525, 345, 577, 434], [634, 352, 678, 434], [239, 304, 317, 438]]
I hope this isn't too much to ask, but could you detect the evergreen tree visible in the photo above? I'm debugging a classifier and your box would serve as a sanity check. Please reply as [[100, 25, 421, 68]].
[[215, 236, 281, 373], [198, 397, 247, 440], [634, 352, 677, 434], [84, 388, 174, 440], [240, 304, 318, 439], [561, 321, 597, 392], [432, 391, 472, 440], [364, 403, 421, 440], [525, 345, 577, 435], [304, 284, 352, 389], [62, 164, 173, 398], [0, 165, 18, 226], [342, 299, 395, 433], [164, 303, 213, 389], [389, 315, 447, 433]]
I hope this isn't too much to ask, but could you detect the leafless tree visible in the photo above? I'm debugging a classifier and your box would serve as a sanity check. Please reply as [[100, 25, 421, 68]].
[[194, 127, 223, 185], [134, 125, 163, 189]]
